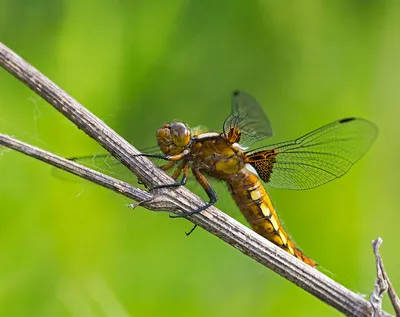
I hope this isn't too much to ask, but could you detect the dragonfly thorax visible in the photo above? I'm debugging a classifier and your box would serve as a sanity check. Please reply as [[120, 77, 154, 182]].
[[156, 122, 191, 155]]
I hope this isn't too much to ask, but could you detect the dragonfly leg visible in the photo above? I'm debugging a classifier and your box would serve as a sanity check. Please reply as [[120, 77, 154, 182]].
[[161, 161, 175, 171], [150, 162, 188, 190], [134, 152, 187, 161], [185, 224, 197, 236], [179, 163, 189, 186], [170, 168, 218, 218]]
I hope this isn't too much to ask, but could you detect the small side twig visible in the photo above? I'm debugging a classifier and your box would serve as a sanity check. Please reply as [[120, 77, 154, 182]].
[[370, 238, 400, 317]]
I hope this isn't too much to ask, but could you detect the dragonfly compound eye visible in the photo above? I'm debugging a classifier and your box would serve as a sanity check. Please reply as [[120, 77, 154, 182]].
[[170, 122, 191, 147]]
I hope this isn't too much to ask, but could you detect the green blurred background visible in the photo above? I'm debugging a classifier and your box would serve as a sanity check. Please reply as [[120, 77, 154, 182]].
[[1, 1, 399, 316]]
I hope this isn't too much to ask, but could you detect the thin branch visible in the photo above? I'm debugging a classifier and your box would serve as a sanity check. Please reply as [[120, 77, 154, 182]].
[[0, 133, 178, 211], [370, 238, 400, 317], [0, 134, 152, 204], [0, 41, 393, 317]]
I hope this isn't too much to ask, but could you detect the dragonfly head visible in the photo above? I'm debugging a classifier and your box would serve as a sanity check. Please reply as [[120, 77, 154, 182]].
[[156, 122, 191, 155]]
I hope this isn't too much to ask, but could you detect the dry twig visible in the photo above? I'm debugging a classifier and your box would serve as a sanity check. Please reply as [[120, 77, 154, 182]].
[[0, 41, 394, 317], [370, 238, 400, 317]]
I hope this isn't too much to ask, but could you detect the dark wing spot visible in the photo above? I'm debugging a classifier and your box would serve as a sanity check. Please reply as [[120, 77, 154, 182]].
[[248, 149, 277, 183], [339, 117, 356, 123], [233, 90, 240, 96]]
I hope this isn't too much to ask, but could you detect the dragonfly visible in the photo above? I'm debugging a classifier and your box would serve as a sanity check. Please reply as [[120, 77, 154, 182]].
[[72, 91, 377, 267]]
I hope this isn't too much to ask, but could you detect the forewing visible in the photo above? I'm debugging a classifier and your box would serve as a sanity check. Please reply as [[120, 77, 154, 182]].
[[247, 118, 377, 190], [67, 154, 138, 184], [54, 145, 163, 184], [223, 90, 273, 148]]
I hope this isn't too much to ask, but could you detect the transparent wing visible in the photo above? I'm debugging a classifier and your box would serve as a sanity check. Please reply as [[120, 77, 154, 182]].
[[191, 125, 209, 136], [66, 154, 138, 184], [53, 145, 163, 184], [223, 90, 273, 148], [246, 118, 377, 190]]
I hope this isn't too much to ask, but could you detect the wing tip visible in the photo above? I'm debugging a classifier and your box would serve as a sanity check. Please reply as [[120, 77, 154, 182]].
[[339, 117, 356, 123], [338, 117, 378, 141]]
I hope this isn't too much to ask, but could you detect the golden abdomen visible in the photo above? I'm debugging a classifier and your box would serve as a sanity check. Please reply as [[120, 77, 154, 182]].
[[227, 169, 316, 267]]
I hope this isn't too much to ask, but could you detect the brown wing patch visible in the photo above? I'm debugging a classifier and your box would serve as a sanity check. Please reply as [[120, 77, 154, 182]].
[[247, 149, 278, 183]]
